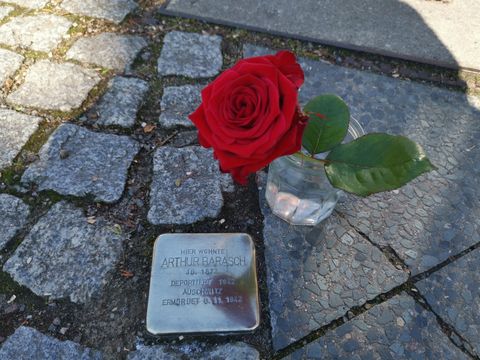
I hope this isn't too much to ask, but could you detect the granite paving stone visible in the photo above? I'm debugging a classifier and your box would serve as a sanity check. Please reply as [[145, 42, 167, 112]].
[[21, 123, 140, 203], [285, 294, 468, 359], [7, 60, 100, 111], [4, 0, 48, 9], [3, 201, 124, 303], [95, 76, 149, 128], [148, 146, 233, 225], [66, 33, 147, 71], [0, 326, 102, 359], [60, 0, 137, 24], [159, 85, 202, 128], [246, 44, 480, 275], [0, 15, 72, 52], [0, 109, 41, 170], [0, 48, 23, 87], [417, 248, 480, 356], [0, 194, 29, 250], [157, 31, 222, 78], [0, 6, 13, 21], [128, 342, 259, 360], [257, 173, 408, 351]]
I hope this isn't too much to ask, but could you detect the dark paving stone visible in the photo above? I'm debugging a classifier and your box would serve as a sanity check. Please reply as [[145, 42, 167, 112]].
[[128, 342, 259, 360], [157, 31, 222, 78], [246, 45, 480, 276], [60, 0, 137, 24], [258, 173, 407, 351], [159, 85, 202, 128], [164, 0, 480, 70], [417, 248, 480, 356], [0, 194, 29, 251], [0, 326, 102, 359], [21, 124, 140, 203], [285, 294, 468, 359], [3, 201, 124, 303]]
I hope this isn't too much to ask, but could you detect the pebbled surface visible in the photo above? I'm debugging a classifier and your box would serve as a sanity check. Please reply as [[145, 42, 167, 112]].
[[66, 33, 147, 71], [0, 14, 71, 52], [0, 326, 102, 359], [258, 173, 407, 350], [0, 109, 41, 170], [3, 201, 124, 304], [21, 124, 140, 203], [95, 76, 149, 128], [7, 60, 100, 111], [245, 44, 480, 276], [285, 294, 469, 359], [157, 31, 222, 78], [417, 248, 480, 357], [147, 146, 233, 225], [0, 194, 30, 250], [60, 0, 138, 24], [159, 85, 202, 128]]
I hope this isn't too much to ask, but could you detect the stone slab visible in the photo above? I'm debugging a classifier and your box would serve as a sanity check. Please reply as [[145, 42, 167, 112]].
[[0, 15, 72, 52], [66, 33, 147, 71], [60, 0, 137, 24], [246, 45, 480, 276], [7, 60, 100, 111], [148, 146, 233, 225], [0, 194, 29, 250], [0, 109, 41, 170], [128, 342, 259, 360], [0, 48, 23, 87], [21, 123, 140, 203], [4, 0, 48, 9], [95, 76, 148, 128], [3, 201, 124, 303], [164, 0, 480, 71], [286, 294, 468, 359], [258, 173, 408, 350], [147, 233, 259, 334], [417, 248, 480, 356], [157, 31, 222, 78], [0, 326, 102, 359], [0, 6, 13, 21], [159, 85, 201, 128]]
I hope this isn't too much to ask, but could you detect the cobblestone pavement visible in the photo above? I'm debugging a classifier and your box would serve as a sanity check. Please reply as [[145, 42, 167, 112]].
[[0, 1, 479, 359]]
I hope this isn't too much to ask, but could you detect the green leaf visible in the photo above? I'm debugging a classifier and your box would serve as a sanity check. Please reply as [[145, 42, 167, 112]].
[[302, 94, 350, 154], [325, 133, 436, 196]]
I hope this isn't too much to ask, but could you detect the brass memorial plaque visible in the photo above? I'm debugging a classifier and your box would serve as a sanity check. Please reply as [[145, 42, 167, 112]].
[[146, 233, 260, 334]]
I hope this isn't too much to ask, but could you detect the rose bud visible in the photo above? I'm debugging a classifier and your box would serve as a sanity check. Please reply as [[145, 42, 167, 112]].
[[189, 51, 307, 185]]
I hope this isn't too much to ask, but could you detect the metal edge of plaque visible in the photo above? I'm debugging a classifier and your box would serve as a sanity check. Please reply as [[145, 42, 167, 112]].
[[146, 233, 260, 335]]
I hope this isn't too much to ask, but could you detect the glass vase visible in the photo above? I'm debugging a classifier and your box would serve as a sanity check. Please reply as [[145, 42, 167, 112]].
[[265, 118, 365, 226]]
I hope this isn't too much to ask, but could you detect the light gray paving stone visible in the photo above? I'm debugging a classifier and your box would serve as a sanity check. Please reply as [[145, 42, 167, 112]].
[[285, 294, 468, 359], [0, 15, 72, 52], [148, 146, 233, 225], [4, 0, 48, 9], [7, 60, 100, 111], [157, 31, 222, 78], [0, 326, 102, 359], [257, 173, 408, 351], [245, 44, 480, 276], [128, 342, 259, 360], [0, 194, 29, 250], [0, 48, 23, 86], [159, 85, 201, 128], [3, 201, 124, 303], [66, 33, 147, 71], [417, 248, 480, 356], [60, 0, 137, 24], [95, 76, 148, 128], [21, 124, 139, 203], [0, 109, 41, 170], [0, 6, 13, 21]]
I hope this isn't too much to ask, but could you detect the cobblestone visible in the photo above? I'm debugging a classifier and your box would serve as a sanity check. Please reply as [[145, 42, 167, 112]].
[[21, 124, 140, 203], [0, 194, 29, 250], [60, 0, 137, 24], [3, 201, 124, 303], [0, 6, 13, 21], [0, 49, 23, 87], [159, 85, 202, 128], [4, 0, 48, 9]]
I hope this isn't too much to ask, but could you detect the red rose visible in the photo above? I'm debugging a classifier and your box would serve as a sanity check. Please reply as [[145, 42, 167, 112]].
[[189, 51, 307, 184]]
